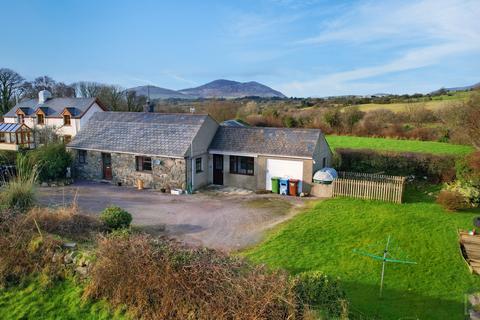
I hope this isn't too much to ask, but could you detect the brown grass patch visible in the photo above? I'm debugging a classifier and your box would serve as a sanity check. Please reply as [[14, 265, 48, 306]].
[[85, 235, 300, 319]]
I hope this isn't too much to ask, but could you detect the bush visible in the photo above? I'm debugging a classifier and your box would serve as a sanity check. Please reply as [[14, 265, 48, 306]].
[[335, 148, 456, 183], [446, 180, 480, 208], [27, 143, 72, 182], [85, 235, 298, 319], [100, 206, 132, 230], [436, 190, 468, 211], [0, 154, 38, 212], [294, 271, 347, 318]]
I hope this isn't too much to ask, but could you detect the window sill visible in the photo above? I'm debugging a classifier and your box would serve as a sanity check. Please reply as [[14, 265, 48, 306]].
[[196, 170, 204, 174], [229, 172, 254, 176]]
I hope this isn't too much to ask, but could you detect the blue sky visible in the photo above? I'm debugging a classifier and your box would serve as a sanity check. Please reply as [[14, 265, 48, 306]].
[[1, 0, 479, 97]]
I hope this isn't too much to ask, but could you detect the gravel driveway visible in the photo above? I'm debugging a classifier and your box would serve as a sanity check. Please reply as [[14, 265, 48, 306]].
[[38, 182, 308, 251]]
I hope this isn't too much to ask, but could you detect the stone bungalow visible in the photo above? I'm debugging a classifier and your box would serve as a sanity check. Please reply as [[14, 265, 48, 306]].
[[67, 111, 332, 193]]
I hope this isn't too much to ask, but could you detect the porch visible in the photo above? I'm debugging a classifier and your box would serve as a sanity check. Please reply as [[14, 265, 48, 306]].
[[0, 123, 34, 151]]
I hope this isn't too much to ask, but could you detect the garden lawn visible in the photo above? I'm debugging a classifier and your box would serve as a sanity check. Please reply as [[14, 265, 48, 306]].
[[244, 185, 480, 319], [326, 135, 474, 156], [0, 279, 126, 320]]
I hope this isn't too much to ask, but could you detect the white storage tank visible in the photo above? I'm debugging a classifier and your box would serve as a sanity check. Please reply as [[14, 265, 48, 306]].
[[313, 167, 338, 185]]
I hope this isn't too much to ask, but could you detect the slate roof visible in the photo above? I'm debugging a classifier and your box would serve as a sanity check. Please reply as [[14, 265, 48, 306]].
[[209, 126, 322, 158], [4, 97, 98, 118], [68, 112, 210, 158]]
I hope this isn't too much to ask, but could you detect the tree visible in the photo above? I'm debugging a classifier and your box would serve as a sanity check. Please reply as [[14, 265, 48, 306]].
[[97, 85, 124, 111], [438, 91, 480, 150], [341, 107, 364, 133], [72, 81, 103, 98], [125, 91, 146, 112], [21, 76, 75, 99], [0, 68, 24, 115], [323, 108, 342, 129]]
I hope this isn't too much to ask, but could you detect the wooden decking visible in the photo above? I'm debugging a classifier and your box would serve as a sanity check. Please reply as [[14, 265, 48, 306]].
[[459, 230, 480, 275]]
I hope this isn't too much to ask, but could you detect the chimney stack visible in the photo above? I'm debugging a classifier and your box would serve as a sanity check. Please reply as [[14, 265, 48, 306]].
[[38, 90, 52, 104]]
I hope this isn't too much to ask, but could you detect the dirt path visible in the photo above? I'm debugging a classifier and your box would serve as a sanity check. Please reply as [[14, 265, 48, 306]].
[[38, 182, 309, 251]]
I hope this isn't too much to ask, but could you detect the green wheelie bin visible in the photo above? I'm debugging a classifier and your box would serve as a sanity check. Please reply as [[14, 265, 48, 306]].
[[271, 177, 280, 194]]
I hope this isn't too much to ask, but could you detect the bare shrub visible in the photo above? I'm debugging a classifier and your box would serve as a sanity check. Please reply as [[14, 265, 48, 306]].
[[402, 104, 437, 126], [0, 204, 102, 286], [85, 235, 299, 320], [406, 127, 440, 141], [436, 190, 468, 211], [0, 210, 64, 286], [28, 206, 102, 241]]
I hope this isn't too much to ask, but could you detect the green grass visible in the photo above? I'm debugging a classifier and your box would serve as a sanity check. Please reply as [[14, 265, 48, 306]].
[[244, 185, 480, 319], [326, 135, 474, 156], [0, 279, 126, 320]]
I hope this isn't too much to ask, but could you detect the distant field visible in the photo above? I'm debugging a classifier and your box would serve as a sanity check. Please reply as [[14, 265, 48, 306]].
[[345, 91, 470, 113], [326, 135, 474, 156]]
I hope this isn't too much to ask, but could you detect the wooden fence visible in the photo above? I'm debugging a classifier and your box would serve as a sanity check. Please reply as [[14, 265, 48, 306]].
[[332, 171, 406, 203]]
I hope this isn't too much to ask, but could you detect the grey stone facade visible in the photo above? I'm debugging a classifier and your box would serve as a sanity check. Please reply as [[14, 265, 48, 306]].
[[72, 150, 187, 190]]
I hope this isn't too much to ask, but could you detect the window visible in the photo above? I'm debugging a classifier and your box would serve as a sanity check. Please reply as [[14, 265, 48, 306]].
[[0, 133, 5, 143], [37, 114, 44, 125], [78, 150, 87, 164], [17, 114, 24, 124], [136, 156, 152, 172], [195, 157, 203, 173], [322, 157, 327, 168], [63, 114, 71, 126], [230, 156, 254, 175], [63, 135, 72, 144]]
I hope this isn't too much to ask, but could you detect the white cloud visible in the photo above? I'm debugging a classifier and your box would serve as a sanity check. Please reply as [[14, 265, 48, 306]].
[[281, 0, 480, 96]]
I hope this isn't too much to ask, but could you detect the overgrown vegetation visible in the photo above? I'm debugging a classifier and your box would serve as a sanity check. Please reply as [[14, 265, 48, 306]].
[[85, 235, 327, 320], [335, 148, 457, 182], [0, 154, 38, 212], [27, 143, 72, 183], [438, 151, 480, 211]]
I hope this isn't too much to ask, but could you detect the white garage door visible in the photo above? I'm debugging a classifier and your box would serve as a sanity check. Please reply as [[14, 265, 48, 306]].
[[266, 159, 303, 192]]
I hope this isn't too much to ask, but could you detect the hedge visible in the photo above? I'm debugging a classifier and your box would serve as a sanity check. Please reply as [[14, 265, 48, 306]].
[[334, 148, 456, 183]]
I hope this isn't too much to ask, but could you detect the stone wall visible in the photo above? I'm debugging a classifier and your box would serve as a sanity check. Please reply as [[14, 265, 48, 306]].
[[72, 149, 187, 190], [72, 149, 103, 180]]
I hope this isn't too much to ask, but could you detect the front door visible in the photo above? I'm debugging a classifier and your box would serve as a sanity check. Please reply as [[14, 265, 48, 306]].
[[102, 153, 112, 180], [213, 154, 223, 185]]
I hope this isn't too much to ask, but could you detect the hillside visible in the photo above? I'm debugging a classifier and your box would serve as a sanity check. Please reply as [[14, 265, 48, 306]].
[[344, 90, 471, 113], [127, 85, 193, 99], [179, 79, 286, 99]]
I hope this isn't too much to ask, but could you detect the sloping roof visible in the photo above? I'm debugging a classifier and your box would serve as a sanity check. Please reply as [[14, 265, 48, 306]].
[[0, 123, 25, 133], [68, 112, 210, 157], [4, 97, 98, 118], [209, 126, 322, 158], [220, 119, 250, 127]]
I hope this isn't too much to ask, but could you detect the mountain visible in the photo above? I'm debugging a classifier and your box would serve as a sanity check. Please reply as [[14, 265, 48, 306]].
[[179, 79, 286, 99], [444, 82, 480, 91], [431, 82, 480, 94], [127, 85, 194, 99]]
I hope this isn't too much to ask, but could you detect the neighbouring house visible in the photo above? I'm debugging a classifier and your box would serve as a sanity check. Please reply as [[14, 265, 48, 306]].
[[0, 90, 105, 151], [67, 111, 332, 193]]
